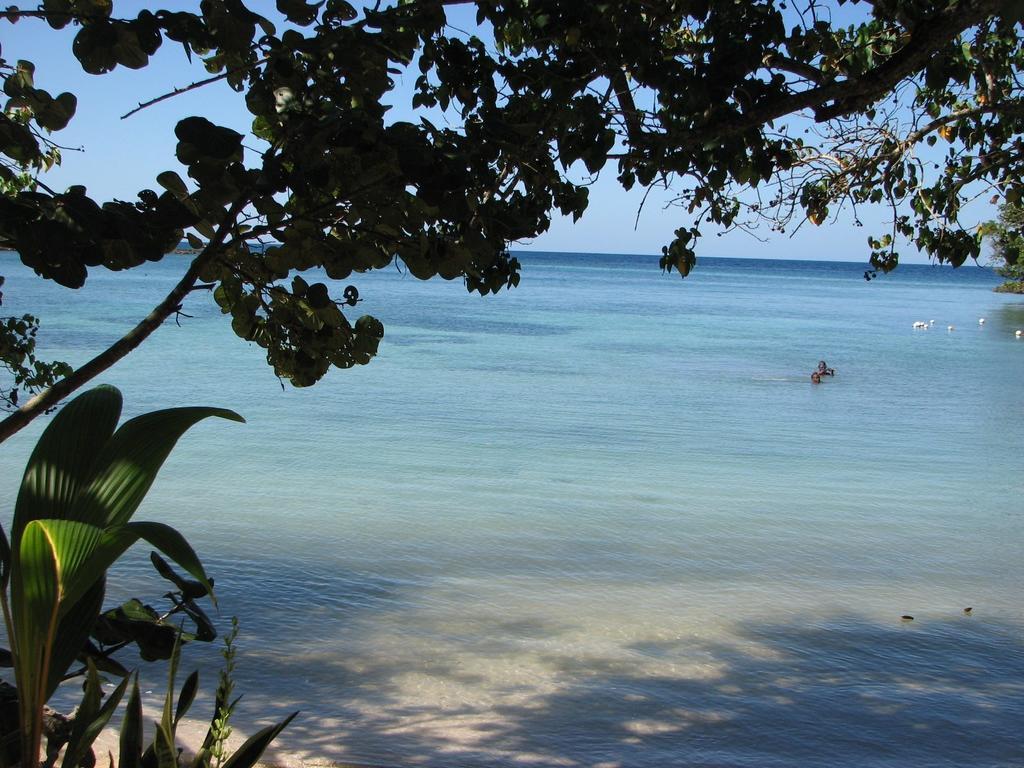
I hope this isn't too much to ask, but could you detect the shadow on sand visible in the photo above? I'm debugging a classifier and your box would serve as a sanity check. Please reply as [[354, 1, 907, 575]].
[[223, 609, 1024, 768]]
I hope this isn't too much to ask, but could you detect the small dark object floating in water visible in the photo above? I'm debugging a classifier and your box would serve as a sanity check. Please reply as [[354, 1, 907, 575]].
[[901, 615, 914, 621], [963, 607, 973, 614]]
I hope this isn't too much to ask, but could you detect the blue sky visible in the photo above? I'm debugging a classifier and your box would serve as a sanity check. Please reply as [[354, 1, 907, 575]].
[[4, 6, 995, 265]]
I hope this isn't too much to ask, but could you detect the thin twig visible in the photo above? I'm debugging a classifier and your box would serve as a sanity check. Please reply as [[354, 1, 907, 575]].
[[121, 57, 269, 120]]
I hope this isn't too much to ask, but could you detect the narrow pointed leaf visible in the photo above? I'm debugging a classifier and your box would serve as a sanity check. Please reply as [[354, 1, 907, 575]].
[[79, 660, 103, 721], [62, 661, 129, 768], [125, 522, 214, 601], [176, 599, 216, 642], [153, 721, 177, 768], [219, 712, 297, 768], [175, 670, 200, 726], [74, 407, 243, 530], [150, 551, 209, 599], [118, 676, 143, 768], [13, 386, 122, 543], [159, 634, 182, 749]]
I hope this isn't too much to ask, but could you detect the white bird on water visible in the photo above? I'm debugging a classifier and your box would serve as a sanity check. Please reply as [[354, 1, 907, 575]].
[[979, 318, 986, 325], [948, 325, 955, 331]]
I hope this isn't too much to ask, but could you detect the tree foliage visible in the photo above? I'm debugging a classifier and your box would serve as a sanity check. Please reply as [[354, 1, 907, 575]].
[[0, 0, 1022, 438], [982, 201, 1024, 289]]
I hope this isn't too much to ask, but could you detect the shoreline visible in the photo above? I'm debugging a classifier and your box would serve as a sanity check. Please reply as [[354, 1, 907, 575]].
[[90, 718, 390, 768]]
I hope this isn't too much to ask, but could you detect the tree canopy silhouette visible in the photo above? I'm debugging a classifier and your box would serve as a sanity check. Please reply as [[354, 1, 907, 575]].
[[1, 0, 1021, 438]]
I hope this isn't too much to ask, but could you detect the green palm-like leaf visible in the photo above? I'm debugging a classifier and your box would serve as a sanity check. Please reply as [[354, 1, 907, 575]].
[[13, 386, 122, 543], [12, 522, 108, 705], [20, 520, 105, 620], [74, 407, 243, 529], [9, 529, 57, 761], [47, 580, 105, 698], [3, 386, 243, 768], [9, 521, 93, 766], [14, 521, 61, 629]]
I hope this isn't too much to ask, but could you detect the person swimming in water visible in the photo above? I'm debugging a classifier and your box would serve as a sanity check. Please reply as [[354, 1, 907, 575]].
[[817, 360, 835, 376], [811, 371, 822, 384]]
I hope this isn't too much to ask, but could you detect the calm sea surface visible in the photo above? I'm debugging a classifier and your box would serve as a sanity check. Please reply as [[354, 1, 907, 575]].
[[1, 251, 1022, 767]]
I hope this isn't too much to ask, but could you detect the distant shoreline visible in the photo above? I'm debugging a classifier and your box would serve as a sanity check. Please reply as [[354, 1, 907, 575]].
[[0, 245, 1002, 271]]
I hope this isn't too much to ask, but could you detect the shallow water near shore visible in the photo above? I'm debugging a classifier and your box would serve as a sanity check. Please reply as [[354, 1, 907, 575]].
[[1, 251, 1023, 767]]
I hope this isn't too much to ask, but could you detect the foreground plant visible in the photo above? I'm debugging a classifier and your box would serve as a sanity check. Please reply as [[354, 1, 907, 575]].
[[113, 627, 295, 768], [0, 385, 293, 767]]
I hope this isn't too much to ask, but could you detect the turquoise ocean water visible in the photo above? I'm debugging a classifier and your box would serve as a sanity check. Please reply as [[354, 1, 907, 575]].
[[0, 250, 1022, 767]]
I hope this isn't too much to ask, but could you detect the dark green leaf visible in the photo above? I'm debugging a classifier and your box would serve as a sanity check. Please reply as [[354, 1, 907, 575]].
[[220, 712, 297, 768], [74, 406, 243, 531], [119, 676, 143, 768], [277, 0, 322, 25], [61, 661, 128, 768], [13, 385, 121, 545], [174, 670, 200, 726], [156, 171, 189, 199]]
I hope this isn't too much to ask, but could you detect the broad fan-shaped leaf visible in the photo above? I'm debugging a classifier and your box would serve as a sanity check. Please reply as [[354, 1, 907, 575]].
[[46, 579, 104, 698], [13, 520, 59, 633], [14, 520, 106, 625], [74, 406, 243, 529], [5, 386, 240, 768], [14, 520, 108, 698], [13, 386, 121, 542], [9, 519, 104, 761]]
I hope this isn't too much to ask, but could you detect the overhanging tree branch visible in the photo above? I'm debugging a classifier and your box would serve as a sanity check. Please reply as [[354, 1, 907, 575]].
[[0, 200, 248, 444], [698, 0, 1000, 140]]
